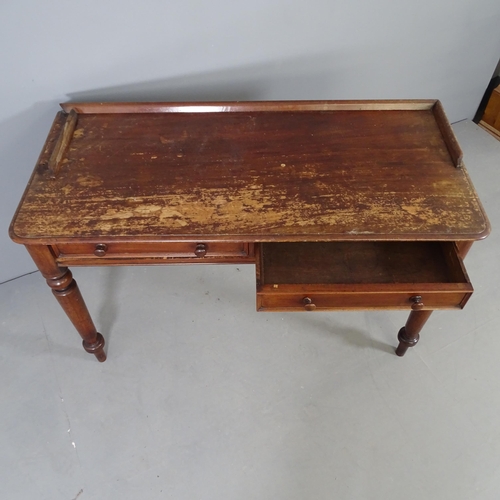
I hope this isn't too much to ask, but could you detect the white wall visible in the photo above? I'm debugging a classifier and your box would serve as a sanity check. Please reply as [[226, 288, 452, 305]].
[[2, 0, 500, 282]]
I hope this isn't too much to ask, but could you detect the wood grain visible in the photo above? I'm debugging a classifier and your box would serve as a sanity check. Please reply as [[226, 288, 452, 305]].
[[258, 241, 463, 285], [10, 103, 490, 243], [60, 100, 437, 114], [432, 101, 463, 167], [48, 109, 78, 177]]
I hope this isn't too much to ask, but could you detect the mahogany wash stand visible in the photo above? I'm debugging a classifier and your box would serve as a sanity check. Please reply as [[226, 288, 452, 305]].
[[10, 101, 490, 362]]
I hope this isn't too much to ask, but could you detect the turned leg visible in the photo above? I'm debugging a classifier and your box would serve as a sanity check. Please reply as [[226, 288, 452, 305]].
[[26, 245, 106, 362], [395, 295, 433, 357], [395, 243, 473, 357], [395, 310, 433, 356]]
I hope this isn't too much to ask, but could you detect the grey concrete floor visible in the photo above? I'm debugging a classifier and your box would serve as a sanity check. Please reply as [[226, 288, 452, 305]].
[[1, 121, 499, 500]]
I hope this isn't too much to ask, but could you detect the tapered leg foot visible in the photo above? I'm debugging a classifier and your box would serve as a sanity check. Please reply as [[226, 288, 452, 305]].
[[83, 332, 107, 362], [395, 309, 433, 357], [395, 327, 419, 356]]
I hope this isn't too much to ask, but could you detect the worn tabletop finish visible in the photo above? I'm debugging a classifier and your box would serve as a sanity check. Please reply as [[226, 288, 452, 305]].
[[11, 101, 489, 244]]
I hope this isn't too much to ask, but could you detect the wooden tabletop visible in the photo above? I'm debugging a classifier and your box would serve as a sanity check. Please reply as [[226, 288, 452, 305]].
[[10, 100, 490, 243]]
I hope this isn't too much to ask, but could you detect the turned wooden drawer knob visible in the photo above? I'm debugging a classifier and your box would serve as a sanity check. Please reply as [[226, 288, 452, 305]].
[[410, 295, 424, 311], [303, 297, 316, 311], [194, 243, 207, 257], [94, 243, 108, 257]]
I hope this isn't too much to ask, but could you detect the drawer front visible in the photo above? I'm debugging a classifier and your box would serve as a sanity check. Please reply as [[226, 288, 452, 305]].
[[54, 241, 254, 264], [257, 289, 472, 311]]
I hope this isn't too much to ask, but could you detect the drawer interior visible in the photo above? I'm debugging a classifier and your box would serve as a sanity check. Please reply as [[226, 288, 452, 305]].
[[257, 241, 469, 286]]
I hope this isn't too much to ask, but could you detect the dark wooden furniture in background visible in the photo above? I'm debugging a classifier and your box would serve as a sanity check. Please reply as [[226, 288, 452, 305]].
[[10, 101, 490, 362], [478, 84, 500, 140]]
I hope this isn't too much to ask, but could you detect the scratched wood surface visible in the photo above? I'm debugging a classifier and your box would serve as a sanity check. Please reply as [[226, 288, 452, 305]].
[[10, 102, 489, 243]]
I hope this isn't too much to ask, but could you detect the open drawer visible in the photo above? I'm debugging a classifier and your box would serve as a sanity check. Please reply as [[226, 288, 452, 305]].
[[256, 242, 473, 311]]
